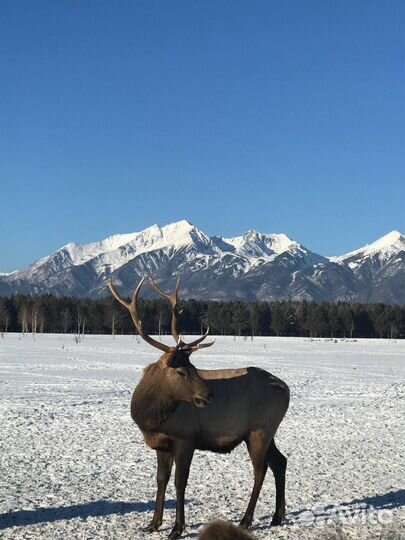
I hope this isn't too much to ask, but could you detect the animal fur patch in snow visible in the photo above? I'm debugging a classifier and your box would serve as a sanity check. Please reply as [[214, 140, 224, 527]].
[[198, 520, 255, 540]]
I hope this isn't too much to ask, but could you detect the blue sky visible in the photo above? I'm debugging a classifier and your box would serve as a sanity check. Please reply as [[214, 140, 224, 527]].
[[1, 1, 404, 272]]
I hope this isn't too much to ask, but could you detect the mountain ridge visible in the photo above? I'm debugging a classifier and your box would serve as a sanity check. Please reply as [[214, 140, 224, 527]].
[[0, 221, 404, 304]]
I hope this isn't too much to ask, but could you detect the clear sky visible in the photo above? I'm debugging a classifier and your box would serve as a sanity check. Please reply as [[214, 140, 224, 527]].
[[1, 0, 404, 272]]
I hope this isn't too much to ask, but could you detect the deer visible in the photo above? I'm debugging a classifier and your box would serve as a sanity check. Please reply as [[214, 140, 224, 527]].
[[108, 277, 290, 540]]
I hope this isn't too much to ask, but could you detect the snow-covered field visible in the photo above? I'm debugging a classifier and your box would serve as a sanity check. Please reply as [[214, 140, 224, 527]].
[[1, 334, 404, 539]]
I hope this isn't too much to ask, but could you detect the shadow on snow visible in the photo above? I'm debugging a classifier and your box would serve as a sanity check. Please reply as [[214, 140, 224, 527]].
[[257, 489, 405, 529], [1, 491, 404, 532], [0, 499, 177, 530]]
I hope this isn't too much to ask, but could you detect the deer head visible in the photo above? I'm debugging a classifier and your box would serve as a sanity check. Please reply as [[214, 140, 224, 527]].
[[108, 277, 214, 408]]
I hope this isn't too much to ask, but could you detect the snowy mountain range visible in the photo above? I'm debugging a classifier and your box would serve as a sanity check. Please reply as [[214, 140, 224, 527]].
[[0, 221, 404, 304]]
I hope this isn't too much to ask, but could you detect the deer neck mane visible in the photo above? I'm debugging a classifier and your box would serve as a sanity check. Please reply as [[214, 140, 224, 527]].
[[131, 363, 178, 431]]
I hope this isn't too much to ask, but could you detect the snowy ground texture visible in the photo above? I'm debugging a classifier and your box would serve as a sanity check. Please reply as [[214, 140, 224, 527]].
[[1, 334, 404, 540]]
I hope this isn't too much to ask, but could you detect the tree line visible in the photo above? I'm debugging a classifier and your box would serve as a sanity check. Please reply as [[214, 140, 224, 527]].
[[0, 294, 404, 339]]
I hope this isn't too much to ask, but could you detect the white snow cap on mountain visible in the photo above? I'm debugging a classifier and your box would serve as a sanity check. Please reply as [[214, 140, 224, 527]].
[[1, 221, 404, 303], [51, 221, 209, 269], [225, 230, 300, 257], [33, 222, 405, 273], [5, 221, 404, 282], [43, 221, 305, 276], [331, 230, 405, 263]]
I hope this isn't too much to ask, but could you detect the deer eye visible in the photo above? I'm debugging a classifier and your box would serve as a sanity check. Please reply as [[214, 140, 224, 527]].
[[176, 369, 186, 378]]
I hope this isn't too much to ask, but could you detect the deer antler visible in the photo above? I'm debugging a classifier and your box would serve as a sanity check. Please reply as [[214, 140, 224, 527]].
[[185, 328, 215, 351], [148, 277, 215, 351], [108, 278, 171, 353], [149, 276, 182, 344]]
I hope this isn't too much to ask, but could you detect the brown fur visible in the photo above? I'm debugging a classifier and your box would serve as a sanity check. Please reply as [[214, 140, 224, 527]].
[[131, 363, 179, 431], [198, 368, 248, 379], [198, 520, 255, 540], [132, 357, 289, 539], [198, 523, 405, 540]]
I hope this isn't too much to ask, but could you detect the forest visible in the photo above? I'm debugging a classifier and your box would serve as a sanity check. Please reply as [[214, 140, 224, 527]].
[[0, 293, 404, 339]]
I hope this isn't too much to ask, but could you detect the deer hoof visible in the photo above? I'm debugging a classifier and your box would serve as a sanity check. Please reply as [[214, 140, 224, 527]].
[[143, 521, 160, 533], [168, 525, 183, 539], [239, 517, 252, 530]]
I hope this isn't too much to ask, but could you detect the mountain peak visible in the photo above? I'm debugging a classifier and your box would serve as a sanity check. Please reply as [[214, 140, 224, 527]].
[[332, 230, 405, 265], [169, 219, 194, 228], [160, 220, 195, 235], [244, 229, 259, 237], [223, 230, 300, 259], [1, 224, 404, 304], [370, 230, 404, 250]]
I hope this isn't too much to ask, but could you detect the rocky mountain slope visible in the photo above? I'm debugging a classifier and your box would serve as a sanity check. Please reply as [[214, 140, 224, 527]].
[[0, 221, 403, 303]]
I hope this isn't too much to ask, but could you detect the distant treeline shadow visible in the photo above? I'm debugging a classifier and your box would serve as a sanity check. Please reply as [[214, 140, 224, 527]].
[[0, 499, 176, 530]]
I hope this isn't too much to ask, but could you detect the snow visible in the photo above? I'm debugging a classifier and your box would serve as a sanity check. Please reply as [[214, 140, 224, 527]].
[[21, 222, 313, 281], [63, 221, 210, 272], [331, 231, 405, 265], [221, 231, 313, 271], [225, 231, 298, 257], [1, 334, 404, 539], [59, 221, 203, 268], [12, 221, 210, 278], [9, 221, 313, 279], [4, 223, 404, 289]]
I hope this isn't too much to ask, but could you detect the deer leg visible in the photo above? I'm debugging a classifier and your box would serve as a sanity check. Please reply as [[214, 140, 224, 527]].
[[168, 442, 194, 540], [267, 439, 287, 526], [144, 450, 174, 532], [239, 431, 269, 530]]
